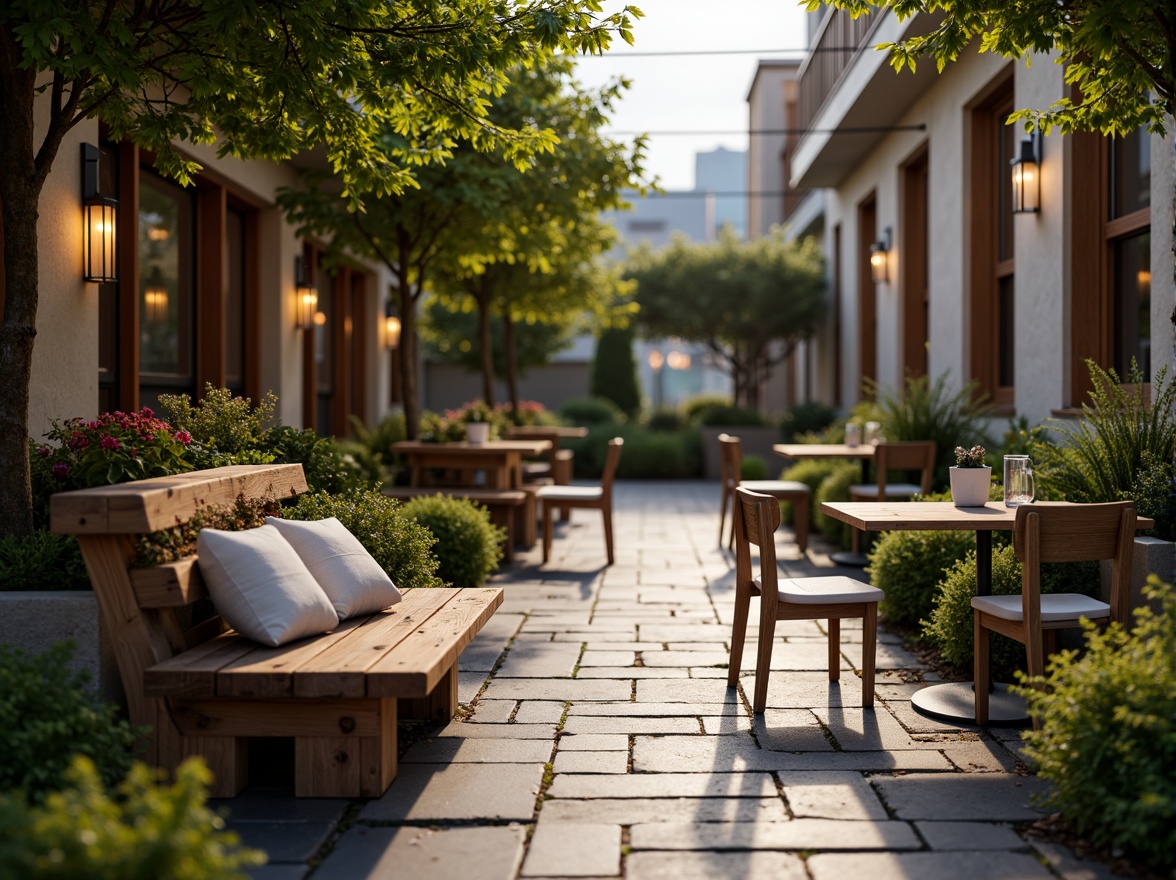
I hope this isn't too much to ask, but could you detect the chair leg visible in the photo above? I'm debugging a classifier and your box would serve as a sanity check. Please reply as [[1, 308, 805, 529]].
[[974, 611, 990, 726], [718, 484, 729, 547], [602, 506, 615, 566], [827, 618, 840, 681], [752, 598, 778, 714], [1026, 626, 1046, 731], [794, 496, 809, 555], [861, 604, 877, 708], [851, 526, 861, 556], [727, 582, 751, 688], [542, 502, 554, 563]]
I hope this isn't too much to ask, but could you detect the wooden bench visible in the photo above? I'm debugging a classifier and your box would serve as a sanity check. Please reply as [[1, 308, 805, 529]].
[[381, 486, 530, 561], [51, 464, 502, 798]]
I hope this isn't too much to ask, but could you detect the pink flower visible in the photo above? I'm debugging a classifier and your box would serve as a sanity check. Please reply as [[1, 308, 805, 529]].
[[67, 431, 89, 451], [36, 446, 52, 458], [51, 462, 70, 481], [100, 435, 120, 452], [172, 430, 192, 446]]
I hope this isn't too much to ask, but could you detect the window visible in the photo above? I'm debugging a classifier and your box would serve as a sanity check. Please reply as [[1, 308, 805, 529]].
[[224, 207, 247, 394], [968, 75, 1016, 409]]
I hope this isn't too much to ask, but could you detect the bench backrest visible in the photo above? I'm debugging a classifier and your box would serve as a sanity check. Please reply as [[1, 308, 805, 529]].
[[50, 464, 308, 723]]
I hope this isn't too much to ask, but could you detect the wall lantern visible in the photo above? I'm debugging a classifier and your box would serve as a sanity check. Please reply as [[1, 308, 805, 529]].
[[143, 268, 169, 325], [294, 255, 318, 329], [82, 144, 118, 283], [384, 301, 401, 349], [870, 227, 891, 284], [1010, 132, 1042, 214]]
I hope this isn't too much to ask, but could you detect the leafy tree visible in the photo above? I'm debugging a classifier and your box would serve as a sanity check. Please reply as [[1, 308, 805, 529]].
[[0, 0, 640, 535], [591, 326, 642, 417], [627, 229, 826, 406]]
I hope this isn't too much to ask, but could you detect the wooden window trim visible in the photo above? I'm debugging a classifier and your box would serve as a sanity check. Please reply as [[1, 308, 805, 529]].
[[899, 143, 929, 380], [856, 194, 877, 397]]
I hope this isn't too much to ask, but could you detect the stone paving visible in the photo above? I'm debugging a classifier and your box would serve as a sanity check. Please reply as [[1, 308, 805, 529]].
[[220, 480, 1124, 880]]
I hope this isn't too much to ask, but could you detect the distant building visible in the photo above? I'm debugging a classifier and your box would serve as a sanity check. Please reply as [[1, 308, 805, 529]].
[[695, 146, 747, 239]]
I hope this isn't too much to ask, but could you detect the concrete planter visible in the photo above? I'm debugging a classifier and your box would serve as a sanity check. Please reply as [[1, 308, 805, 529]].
[[949, 466, 992, 507], [700, 426, 782, 480], [1101, 536, 1175, 616], [0, 591, 123, 707]]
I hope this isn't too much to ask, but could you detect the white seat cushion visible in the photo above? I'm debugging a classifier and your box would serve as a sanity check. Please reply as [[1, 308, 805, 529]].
[[741, 480, 810, 497], [266, 516, 402, 618], [849, 483, 922, 499], [757, 575, 883, 605], [971, 593, 1111, 622], [537, 486, 603, 502], [197, 525, 339, 647]]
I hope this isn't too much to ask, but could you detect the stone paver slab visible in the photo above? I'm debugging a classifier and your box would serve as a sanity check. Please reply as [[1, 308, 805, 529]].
[[939, 739, 1019, 772], [558, 734, 630, 751], [811, 707, 918, 751], [872, 773, 1049, 821], [780, 771, 889, 820], [807, 851, 1053, 880], [546, 772, 777, 800], [553, 751, 629, 774], [313, 825, 525, 880], [522, 823, 621, 877], [433, 722, 557, 739], [563, 716, 701, 736], [211, 790, 349, 824], [401, 738, 553, 764], [626, 851, 807, 880], [752, 710, 835, 752], [227, 821, 334, 863], [636, 679, 738, 703], [360, 763, 544, 822], [641, 651, 731, 668], [577, 667, 688, 678], [701, 715, 754, 735], [915, 821, 1027, 851], [540, 797, 788, 825], [495, 641, 582, 678], [579, 651, 637, 666], [513, 701, 567, 725], [469, 699, 516, 723], [569, 702, 744, 717], [629, 819, 920, 851], [481, 678, 631, 701], [760, 671, 872, 708]]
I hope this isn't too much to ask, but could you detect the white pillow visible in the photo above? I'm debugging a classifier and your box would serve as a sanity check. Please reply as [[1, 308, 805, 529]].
[[265, 517, 402, 618], [196, 525, 339, 647]]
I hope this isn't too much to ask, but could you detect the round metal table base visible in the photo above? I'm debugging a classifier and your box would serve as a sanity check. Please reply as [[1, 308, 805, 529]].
[[829, 551, 870, 567], [911, 681, 1029, 727]]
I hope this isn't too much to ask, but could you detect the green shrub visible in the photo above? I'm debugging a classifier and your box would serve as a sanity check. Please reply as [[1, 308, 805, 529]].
[[923, 545, 1102, 680], [0, 756, 264, 879], [157, 384, 277, 469], [264, 426, 372, 495], [0, 531, 90, 591], [1015, 578, 1175, 870], [133, 496, 280, 567], [589, 327, 641, 417], [0, 642, 139, 802], [996, 415, 1052, 462], [286, 491, 443, 590], [400, 495, 504, 587], [866, 529, 975, 628], [780, 401, 839, 442], [683, 395, 732, 423], [565, 425, 699, 479], [779, 458, 840, 526], [1037, 361, 1176, 539], [813, 462, 858, 548], [558, 396, 624, 426], [696, 403, 770, 427], [873, 372, 992, 490], [645, 407, 686, 432], [333, 439, 386, 487], [740, 455, 767, 481]]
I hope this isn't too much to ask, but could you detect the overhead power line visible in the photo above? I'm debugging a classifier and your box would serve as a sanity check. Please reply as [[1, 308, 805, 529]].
[[606, 124, 927, 136], [573, 47, 862, 57]]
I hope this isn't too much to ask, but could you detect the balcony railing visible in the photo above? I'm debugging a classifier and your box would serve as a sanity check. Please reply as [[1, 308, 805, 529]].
[[797, 8, 881, 138]]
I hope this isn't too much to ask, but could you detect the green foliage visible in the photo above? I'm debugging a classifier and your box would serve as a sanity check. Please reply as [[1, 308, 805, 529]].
[[497, 400, 561, 428], [780, 401, 840, 442], [286, 491, 443, 590], [683, 395, 733, 423], [564, 425, 699, 479], [813, 462, 859, 548], [559, 397, 624, 427], [1015, 578, 1176, 869], [779, 458, 840, 526], [157, 385, 278, 469], [333, 439, 387, 488], [627, 229, 826, 406], [1037, 361, 1176, 538], [351, 412, 407, 456], [996, 415, 1053, 461], [264, 426, 372, 495], [873, 372, 992, 490], [0, 531, 90, 591], [0, 756, 264, 879], [399, 495, 504, 588], [421, 298, 576, 377], [740, 455, 768, 481], [133, 496, 281, 567], [645, 407, 686, 432], [0, 643, 139, 802], [590, 327, 642, 417], [695, 404, 771, 427], [923, 545, 1102, 680], [866, 529, 974, 628]]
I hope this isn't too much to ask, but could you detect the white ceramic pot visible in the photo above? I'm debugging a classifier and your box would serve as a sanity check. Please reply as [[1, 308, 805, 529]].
[[466, 421, 490, 444], [949, 466, 992, 507]]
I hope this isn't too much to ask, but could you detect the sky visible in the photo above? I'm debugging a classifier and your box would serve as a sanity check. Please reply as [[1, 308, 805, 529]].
[[570, 0, 811, 191]]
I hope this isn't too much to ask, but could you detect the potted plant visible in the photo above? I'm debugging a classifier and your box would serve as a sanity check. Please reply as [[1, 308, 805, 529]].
[[950, 445, 991, 507], [460, 400, 493, 444]]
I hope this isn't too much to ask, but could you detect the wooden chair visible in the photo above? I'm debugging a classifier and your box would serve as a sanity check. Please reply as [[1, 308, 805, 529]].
[[973, 501, 1136, 727], [538, 438, 623, 566], [728, 487, 883, 713], [718, 434, 810, 554], [847, 440, 937, 557]]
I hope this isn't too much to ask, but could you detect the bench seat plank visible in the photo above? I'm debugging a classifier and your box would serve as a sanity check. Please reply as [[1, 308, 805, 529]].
[[144, 630, 261, 698], [362, 588, 503, 698]]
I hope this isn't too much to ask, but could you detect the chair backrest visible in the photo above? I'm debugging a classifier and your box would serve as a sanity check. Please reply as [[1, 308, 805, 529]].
[[600, 437, 624, 497], [718, 433, 742, 489], [1014, 501, 1136, 624], [733, 486, 781, 600], [872, 440, 937, 496]]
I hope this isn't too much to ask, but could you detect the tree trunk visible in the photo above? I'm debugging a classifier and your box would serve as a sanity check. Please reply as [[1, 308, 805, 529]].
[[503, 306, 521, 420], [0, 65, 46, 537], [476, 272, 495, 406]]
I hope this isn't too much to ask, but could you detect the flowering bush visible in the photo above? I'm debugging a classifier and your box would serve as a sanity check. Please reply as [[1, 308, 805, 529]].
[[33, 408, 193, 494], [953, 445, 987, 468], [496, 399, 561, 427]]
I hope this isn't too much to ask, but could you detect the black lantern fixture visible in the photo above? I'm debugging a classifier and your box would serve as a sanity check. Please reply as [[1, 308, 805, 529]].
[[384, 300, 401, 349], [294, 255, 318, 329], [870, 227, 891, 284], [1010, 132, 1042, 214], [82, 144, 118, 282]]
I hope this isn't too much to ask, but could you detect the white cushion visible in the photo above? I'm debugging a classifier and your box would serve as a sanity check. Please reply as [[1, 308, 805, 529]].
[[196, 525, 339, 647], [849, 483, 922, 499], [971, 593, 1111, 623], [537, 486, 603, 502], [741, 480, 810, 497], [758, 576, 883, 605], [266, 517, 402, 618]]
